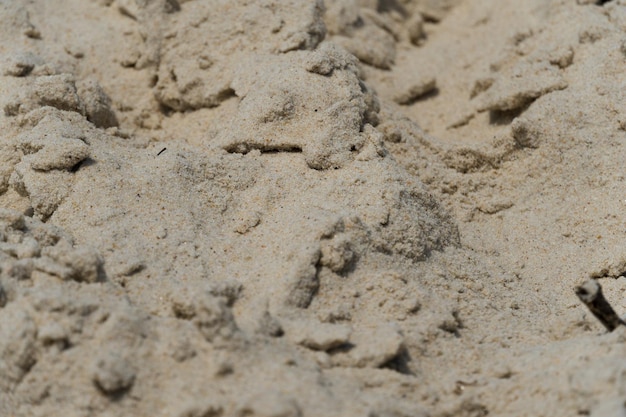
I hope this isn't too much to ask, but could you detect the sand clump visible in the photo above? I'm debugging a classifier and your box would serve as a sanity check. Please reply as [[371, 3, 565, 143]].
[[2, 0, 626, 416]]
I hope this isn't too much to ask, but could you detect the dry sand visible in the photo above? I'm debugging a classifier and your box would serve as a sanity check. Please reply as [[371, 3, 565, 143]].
[[2, 0, 626, 415]]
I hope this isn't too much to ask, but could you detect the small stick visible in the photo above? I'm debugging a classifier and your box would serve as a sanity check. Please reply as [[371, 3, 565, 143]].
[[157, 147, 167, 156], [575, 279, 626, 332]]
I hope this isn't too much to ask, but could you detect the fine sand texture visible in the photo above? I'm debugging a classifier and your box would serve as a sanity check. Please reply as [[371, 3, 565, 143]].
[[2, 0, 626, 416]]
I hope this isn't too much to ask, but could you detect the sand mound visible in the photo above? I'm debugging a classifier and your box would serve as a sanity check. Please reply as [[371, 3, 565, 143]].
[[2, 0, 626, 416]]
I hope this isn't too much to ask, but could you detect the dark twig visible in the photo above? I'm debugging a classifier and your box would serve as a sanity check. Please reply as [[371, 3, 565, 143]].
[[575, 279, 626, 332]]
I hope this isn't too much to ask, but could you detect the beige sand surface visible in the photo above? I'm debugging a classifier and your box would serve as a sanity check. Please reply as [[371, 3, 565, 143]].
[[2, 0, 626, 415]]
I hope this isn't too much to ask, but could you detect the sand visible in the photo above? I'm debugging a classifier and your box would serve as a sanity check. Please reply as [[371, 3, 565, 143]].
[[1, 0, 626, 415]]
